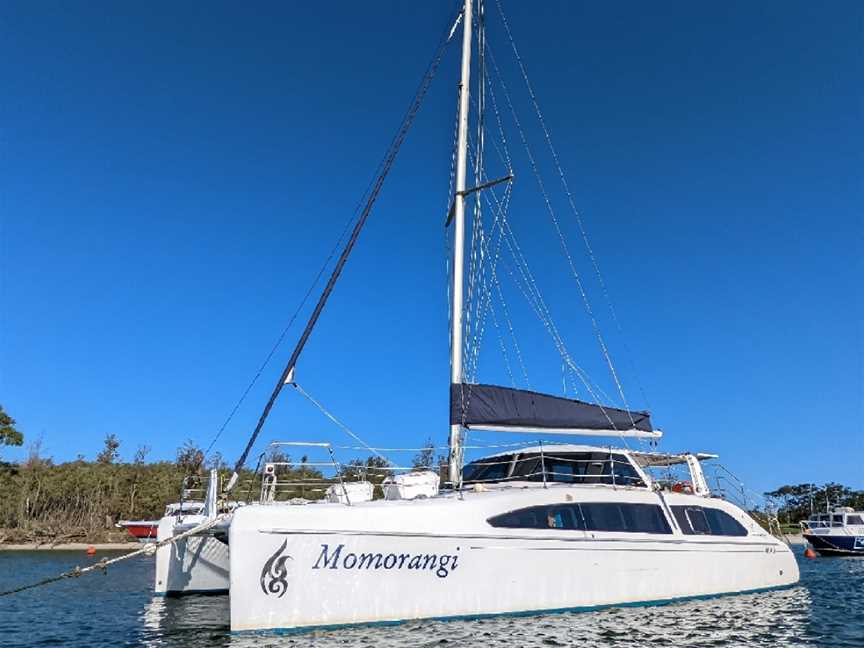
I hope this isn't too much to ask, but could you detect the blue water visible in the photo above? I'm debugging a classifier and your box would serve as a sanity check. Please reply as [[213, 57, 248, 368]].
[[0, 548, 861, 647]]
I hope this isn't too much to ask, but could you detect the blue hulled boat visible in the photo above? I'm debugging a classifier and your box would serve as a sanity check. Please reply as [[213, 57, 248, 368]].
[[801, 508, 864, 556]]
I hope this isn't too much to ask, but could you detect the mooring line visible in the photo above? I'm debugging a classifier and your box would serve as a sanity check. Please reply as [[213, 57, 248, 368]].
[[0, 513, 230, 597]]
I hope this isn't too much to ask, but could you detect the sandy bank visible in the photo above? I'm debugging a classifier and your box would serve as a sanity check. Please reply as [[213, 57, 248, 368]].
[[0, 542, 141, 551]]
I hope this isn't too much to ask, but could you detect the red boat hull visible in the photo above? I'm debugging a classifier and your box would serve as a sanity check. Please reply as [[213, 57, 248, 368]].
[[117, 521, 159, 542]]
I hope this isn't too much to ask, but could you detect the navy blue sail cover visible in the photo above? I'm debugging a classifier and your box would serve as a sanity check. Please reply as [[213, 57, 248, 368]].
[[450, 383, 652, 432]]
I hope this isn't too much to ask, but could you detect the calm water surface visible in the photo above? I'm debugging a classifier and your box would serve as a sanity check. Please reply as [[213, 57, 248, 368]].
[[0, 549, 861, 647]]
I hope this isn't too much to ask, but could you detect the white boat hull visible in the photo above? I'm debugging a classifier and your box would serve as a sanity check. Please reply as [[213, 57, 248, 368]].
[[228, 489, 799, 631], [155, 514, 230, 596]]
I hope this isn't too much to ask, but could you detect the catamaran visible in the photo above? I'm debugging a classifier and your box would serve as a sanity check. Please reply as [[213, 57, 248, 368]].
[[156, 0, 799, 631]]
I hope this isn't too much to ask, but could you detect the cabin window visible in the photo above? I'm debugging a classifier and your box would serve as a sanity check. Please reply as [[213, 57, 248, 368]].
[[462, 454, 513, 483], [511, 455, 542, 480], [579, 503, 627, 531], [488, 502, 671, 534], [846, 515, 864, 526], [546, 505, 581, 530], [702, 507, 748, 536], [672, 506, 748, 537], [831, 515, 845, 527], [463, 452, 646, 487], [609, 458, 644, 487], [581, 502, 672, 534], [504, 452, 646, 487], [487, 505, 547, 529], [673, 507, 709, 535], [545, 459, 577, 482]]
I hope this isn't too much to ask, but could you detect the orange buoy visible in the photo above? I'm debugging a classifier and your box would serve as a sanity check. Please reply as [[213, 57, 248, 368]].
[[86, 545, 96, 556], [804, 546, 817, 559]]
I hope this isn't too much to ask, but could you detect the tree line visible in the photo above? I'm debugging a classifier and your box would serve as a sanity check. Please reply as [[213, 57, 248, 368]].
[[0, 404, 442, 544], [764, 482, 864, 524]]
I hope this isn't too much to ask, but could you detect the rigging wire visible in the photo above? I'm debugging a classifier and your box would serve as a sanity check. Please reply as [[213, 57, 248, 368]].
[[290, 382, 392, 465], [484, 41, 632, 432], [202, 214, 356, 459], [493, 0, 651, 416], [468, 133, 615, 409], [0, 513, 229, 598], [227, 7, 464, 488], [206, 9, 467, 462]]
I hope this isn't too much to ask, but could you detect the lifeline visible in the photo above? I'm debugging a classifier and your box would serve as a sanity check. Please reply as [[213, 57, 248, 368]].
[[312, 543, 461, 578]]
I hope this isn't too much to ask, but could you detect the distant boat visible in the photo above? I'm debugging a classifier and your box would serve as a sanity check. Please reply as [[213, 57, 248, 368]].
[[117, 501, 203, 543], [801, 508, 864, 556], [154, 471, 233, 595]]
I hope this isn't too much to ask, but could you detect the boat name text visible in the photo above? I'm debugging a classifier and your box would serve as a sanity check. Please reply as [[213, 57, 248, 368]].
[[312, 543, 460, 578]]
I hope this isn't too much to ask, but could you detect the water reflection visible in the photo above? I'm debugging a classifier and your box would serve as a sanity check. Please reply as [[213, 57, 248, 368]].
[[138, 594, 231, 647], [129, 552, 864, 648], [136, 586, 818, 648]]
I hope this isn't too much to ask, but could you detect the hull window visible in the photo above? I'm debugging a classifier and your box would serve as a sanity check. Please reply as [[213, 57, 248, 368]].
[[672, 506, 748, 537], [488, 502, 672, 534]]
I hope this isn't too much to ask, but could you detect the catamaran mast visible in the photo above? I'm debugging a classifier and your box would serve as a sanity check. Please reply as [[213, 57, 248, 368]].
[[448, 0, 473, 487]]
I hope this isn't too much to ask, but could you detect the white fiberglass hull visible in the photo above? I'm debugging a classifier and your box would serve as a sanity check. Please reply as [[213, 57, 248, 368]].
[[228, 488, 799, 631], [155, 514, 230, 596]]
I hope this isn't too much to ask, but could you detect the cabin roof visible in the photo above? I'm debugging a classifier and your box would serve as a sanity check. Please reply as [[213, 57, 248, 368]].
[[471, 444, 718, 468], [473, 443, 627, 460]]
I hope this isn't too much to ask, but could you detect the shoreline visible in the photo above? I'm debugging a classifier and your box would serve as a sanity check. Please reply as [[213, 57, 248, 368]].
[[0, 542, 141, 551]]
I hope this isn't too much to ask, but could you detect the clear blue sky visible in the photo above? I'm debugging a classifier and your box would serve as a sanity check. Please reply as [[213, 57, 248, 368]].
[[1, 1, 861, 494]]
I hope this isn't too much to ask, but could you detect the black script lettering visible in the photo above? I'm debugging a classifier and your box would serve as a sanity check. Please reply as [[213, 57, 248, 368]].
[[436, 555, 453, 578], [312, 543, 344, 570], [357, 552, 384, 569]]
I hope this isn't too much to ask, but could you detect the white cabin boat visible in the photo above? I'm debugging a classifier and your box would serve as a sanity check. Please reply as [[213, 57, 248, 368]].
[[227, 444, 797, 631], [801, 508, 864, 556]]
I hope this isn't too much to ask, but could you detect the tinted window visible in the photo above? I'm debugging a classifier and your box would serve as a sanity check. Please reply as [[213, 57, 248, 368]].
[[511, 455, 542, 480], [832, 515, 845, 527], [672, 506, 748, 537], [623, 503, 675, 534], [545, 459, 577, 482], [463, 455, 512, 482], [702, 507, 748, 536], [488, 505, 547, 529], [847, 515, 864, 526], [674, 507, 709, 534], [610, 458, 644, 486], [580, 503, 627, 532], [464, 452, 647, 487], [546, 505, 581, 530], [489, 502, 671, 534]]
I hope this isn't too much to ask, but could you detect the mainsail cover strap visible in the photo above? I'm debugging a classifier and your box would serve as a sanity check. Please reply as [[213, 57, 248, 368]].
[[450, 383, 652, 432]]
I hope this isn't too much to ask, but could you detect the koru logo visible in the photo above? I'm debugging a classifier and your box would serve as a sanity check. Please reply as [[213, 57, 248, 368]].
[[260, 539, 293, 598]]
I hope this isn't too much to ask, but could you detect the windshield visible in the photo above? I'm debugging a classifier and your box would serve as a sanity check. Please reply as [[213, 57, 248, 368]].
[[463, 451, 645, 487]]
